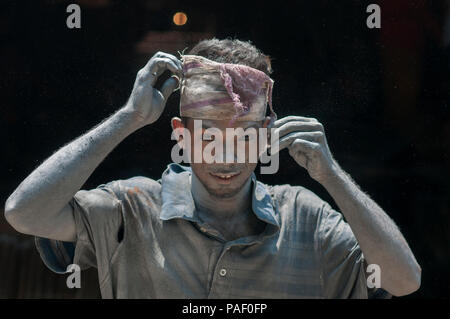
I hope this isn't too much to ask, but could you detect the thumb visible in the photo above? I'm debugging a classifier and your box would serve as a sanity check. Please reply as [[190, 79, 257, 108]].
[[160, 75, 180, 101]]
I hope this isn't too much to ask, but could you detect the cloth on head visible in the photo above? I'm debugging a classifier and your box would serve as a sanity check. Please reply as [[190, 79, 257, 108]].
[[179, 55, 277, 125]]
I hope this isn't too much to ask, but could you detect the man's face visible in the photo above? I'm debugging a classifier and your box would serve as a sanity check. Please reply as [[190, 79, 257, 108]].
[[177, 117, 270, 198]]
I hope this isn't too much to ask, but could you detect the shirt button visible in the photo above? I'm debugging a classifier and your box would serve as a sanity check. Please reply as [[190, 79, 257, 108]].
[[219, 268, 227, 277]]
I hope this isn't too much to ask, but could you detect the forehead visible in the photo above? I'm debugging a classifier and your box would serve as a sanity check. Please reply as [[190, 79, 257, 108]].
[[187, 118, 262, 129]]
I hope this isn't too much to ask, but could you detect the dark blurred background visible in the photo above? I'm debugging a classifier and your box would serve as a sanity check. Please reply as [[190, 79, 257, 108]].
[[1, 0, 448, 298]]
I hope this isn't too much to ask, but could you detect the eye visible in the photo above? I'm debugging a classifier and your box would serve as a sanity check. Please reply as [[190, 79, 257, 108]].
[[202, 135, 215, 141], [239, 135, 255, 142]]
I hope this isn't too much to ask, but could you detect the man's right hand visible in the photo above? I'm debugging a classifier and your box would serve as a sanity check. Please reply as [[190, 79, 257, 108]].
[[4, 51, 183, 242], [124, 51, 183, 127]]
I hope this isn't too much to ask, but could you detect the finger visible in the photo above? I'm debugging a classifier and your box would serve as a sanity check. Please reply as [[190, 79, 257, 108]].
[[140, 58, 182, 86], [271, 131, 322, 154], [150, 58, 182, 79], [275, 120, 324, 138], [154, 51, 183, 70], [160, 76, 180, 101], [289, 147, 308, 167], [289, 138, 319, 154], [279, 132, 323, 150], [147, 52, 183, 72], [273, 115, 318, 128]]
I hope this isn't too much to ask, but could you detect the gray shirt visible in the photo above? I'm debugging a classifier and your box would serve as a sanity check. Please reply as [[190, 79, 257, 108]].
[[35, 163, 382, 298]]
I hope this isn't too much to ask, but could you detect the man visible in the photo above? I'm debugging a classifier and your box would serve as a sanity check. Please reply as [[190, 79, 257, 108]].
[[4, 38, 421, 298]]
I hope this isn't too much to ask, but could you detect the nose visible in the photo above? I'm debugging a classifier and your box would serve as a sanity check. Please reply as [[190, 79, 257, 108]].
[[223, 145, 238, 163], [222, 133, 244, 163]]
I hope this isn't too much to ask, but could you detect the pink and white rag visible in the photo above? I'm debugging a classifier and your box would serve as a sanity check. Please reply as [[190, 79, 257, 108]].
[[179, 55, 276, 125]]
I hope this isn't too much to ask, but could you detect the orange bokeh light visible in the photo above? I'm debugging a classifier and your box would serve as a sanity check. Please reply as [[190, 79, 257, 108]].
[[173, 12, 188, 26]]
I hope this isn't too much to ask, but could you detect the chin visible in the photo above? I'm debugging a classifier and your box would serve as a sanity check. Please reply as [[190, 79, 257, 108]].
[[205, 185, 243, 199]]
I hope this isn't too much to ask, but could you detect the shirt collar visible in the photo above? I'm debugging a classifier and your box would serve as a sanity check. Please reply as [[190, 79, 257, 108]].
[[159, 163, 280, 228]]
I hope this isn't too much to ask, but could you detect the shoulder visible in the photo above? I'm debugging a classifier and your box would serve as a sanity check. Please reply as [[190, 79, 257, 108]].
[[266, 183, 330, 223], [268, 183, 328, 208], [101, 176, 162, 203], [73, 176, 162, 218]]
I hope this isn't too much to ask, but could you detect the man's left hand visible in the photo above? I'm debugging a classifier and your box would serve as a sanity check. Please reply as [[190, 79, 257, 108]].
[[273, 116, 339, 183]]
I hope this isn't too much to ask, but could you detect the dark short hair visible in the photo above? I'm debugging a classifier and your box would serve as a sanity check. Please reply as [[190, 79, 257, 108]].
[[187, 37, 273, 75]]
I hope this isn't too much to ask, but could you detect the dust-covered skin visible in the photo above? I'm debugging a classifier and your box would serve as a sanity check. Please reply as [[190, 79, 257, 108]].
[[4, 52, 182, 241], [126, 52, 182, 126], [171, 117, 271, 240], [180, 118, 269, 199], [271, 115, 422, 296], [4, 50, 421, 297], [273, 116, 337, 183]]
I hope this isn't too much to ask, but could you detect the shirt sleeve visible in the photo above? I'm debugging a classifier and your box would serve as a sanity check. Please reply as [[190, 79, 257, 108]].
[[319, 202, 369, 298], [35, 182, 123, 273]]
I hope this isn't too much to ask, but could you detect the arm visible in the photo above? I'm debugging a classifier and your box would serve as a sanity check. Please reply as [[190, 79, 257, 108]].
[[4, 52, 182, 242], [273, 116, 421, 297]]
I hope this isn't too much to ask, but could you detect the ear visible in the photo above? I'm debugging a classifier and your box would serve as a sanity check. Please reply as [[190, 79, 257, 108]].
[[262, 115, 272, 141], [171, 117, 185, 147], [262, 116, 272, 129], [171, 116, 184, 130]]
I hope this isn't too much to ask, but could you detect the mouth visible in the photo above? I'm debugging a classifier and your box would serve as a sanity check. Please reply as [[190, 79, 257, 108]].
[[209, 172, 240, 183]]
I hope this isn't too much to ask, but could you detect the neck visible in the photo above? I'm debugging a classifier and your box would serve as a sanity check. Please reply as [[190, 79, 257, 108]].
[[190, 173, 253, 223]]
